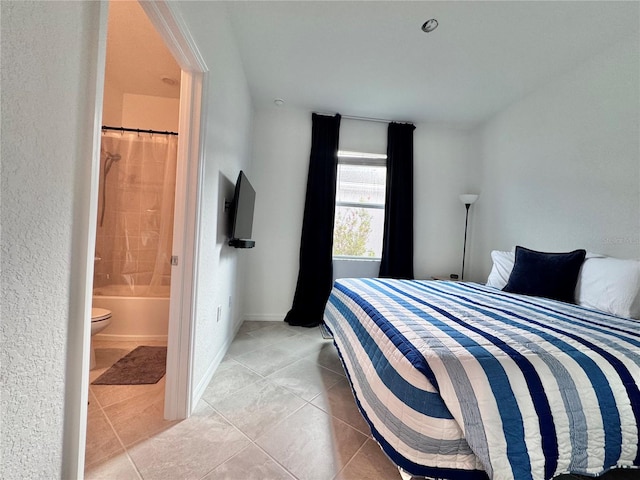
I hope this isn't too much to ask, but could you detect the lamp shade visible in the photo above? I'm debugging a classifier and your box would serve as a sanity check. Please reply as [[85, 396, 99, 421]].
[[459, 194, 479, 206]]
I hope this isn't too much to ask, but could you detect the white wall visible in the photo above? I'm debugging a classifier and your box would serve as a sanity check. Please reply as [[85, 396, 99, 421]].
[[244, 108, 477, 320], [102, 77, 123, 126], [1, 2, 103, 478], [121, 93, 180, 132], [243, 108, 311, 320], [103, 88, 179, 132], [413, 126, 480, 280], [470, 32, 640, 282], [173, 2, 254, 399]]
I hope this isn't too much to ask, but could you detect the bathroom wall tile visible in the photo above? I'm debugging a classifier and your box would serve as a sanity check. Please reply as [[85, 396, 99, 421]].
[[119, 213, 141, 237], [140, 189, 161, 213], [139, 232, 159, 251], [141, 213, 160, 232], [120, 190, 141, 213], [126, 147, 143, 167], [311, 378, 371, 436], [256, 403, 367, 480], [208, 379, 305, 441], [119, 165, 142, 188], [142, 164, 165, 186], [335, 438, 401, 480], [127, 402, 249, 480], [202, 444, 294, 480], [266, 358, 344, 402], [101, 211, 117, 235], [138, 249, 157, 265]]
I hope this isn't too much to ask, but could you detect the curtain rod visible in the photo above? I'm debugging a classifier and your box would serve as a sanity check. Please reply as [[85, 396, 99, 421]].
[[102, 125, 179, 136], [314, 112, 413, 125]]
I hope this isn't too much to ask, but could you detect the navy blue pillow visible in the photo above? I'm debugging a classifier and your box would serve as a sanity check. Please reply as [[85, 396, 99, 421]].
[[503, 246, 586, 303]]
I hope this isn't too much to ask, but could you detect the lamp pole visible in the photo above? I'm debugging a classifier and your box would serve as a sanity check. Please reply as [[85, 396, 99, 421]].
[[461, 203, 471, 281], [459, 194, 479, 281]]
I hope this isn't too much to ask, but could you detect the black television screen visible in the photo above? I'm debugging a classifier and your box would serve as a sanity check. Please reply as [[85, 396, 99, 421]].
[[229, 170, 256, 248]]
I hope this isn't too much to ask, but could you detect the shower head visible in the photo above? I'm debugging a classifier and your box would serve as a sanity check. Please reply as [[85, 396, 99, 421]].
[[99, 151, 122, 227]]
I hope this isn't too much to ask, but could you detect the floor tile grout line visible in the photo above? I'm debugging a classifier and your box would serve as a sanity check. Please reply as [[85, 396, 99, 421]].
[[198, 400, 308, 480], [87, 342, 169, 479], [85, 379, 133, 470], [86, 323, 386, 479], [331, 436, 371, 480], [207, 389, 309, 445], [245, 440, 301, 480], [194, 417, 257, 480]]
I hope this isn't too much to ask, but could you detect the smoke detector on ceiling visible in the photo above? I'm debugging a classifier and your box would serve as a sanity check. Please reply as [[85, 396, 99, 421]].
[[421, 19, 438, 33], [161, 76, 178, 86], [274, 98, 285, 107]]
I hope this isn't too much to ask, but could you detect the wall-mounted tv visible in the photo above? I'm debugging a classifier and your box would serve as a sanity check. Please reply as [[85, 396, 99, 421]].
[[228, 170, 256, 248]]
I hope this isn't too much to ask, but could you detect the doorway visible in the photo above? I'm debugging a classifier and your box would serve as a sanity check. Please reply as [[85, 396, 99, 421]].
[[81, 0, 207, 474]]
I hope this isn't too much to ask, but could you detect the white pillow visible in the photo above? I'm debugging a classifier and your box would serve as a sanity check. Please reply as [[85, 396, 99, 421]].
[[486, 250, 515, 289], [576, 256, 640, 319], [485, 249, 605, 291]]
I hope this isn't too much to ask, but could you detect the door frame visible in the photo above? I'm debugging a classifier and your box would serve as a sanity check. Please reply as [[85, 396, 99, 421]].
[[138, 1, 208, 420], [68, 1, 206, 476]]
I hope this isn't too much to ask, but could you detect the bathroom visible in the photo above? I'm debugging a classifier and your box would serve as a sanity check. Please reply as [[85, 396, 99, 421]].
[[85, 1, 183, 469], [91, 0, 180, 351]]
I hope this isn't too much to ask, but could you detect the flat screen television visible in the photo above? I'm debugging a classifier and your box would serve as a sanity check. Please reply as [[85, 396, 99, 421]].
[[228, 170, 256, 248]]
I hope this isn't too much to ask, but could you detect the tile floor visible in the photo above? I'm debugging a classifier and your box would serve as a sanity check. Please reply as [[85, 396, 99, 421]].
[[84, 321, 400, 480], [84, 321, 638, 480]]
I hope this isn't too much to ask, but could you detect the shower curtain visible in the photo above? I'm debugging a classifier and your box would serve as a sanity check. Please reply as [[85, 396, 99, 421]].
[[95, 131, 178, 297]]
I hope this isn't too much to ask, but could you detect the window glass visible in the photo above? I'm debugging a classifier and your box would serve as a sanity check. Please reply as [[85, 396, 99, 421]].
[[336, 164, 386, 205], [333, 158, 386, 259]]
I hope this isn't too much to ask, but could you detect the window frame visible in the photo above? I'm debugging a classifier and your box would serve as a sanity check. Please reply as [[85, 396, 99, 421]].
[[333, 151, 387, 260]]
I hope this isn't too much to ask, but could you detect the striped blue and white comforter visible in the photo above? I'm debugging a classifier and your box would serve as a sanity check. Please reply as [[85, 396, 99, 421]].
[[323, 278, 640, 480]]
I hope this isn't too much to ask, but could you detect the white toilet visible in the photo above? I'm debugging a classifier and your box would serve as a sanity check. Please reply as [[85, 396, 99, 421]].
[[90, 308, 112, 369]]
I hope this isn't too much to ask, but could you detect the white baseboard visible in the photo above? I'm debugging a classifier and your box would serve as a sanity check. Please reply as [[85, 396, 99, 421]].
[[244, 314, 286, 322], [94, 333, 168, 343], [191, 319, 243, 407]]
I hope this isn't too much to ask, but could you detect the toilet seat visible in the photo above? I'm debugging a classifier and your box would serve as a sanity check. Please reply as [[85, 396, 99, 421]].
[[91, 307, 112, 322]]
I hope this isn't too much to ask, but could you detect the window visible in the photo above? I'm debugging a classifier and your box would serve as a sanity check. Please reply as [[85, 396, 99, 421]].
[[333, 151, 387, 259]]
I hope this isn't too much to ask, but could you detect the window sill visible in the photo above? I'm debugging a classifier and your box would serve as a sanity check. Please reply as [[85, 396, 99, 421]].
[[332, 256, 381, 262]]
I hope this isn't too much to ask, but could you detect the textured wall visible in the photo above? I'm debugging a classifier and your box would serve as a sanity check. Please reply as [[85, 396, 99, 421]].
[[471, 31, 640, 281], [173, 2, 254, 397], [244, 107, 478, 320], [1, 2, 101, 478]]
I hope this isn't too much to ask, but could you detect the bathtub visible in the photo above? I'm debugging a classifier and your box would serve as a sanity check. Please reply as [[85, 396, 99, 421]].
[[92, 285, 170, 341]]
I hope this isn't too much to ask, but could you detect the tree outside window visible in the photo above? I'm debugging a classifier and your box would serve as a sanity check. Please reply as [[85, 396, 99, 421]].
[[332, 154, 386, 259]]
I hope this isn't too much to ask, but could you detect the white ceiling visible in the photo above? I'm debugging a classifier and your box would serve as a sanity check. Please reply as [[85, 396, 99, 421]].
[[107, 1, 638, 126], [225, 1, 639, 126]]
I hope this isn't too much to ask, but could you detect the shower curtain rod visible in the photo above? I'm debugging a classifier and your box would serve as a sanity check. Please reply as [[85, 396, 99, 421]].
[[102, 125, 179, 136], [314, 112, 413, 125]]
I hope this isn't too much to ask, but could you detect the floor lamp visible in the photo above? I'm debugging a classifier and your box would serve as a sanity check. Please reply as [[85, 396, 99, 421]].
[[459, 194, 479, 281]]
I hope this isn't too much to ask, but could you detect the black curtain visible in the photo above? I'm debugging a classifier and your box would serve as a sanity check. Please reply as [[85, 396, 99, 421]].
[[379, 122, 415, 279], [285, 113, 341, 327]]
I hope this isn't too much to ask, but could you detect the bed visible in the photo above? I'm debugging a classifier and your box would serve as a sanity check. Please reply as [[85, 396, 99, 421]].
[[323, 274, 640, 480]]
